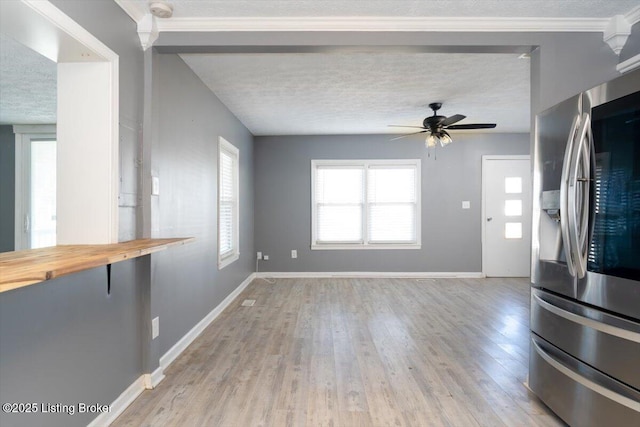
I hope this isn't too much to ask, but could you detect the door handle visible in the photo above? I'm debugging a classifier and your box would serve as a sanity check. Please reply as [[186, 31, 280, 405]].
[[487, 217, 493, 222], [560, 114, 581, 277], [568, 112, 591, 279]]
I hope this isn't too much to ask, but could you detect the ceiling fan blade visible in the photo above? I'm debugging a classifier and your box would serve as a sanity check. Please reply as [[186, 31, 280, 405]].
[[441, 114, 466, 126], [446, 123, 497, 130], [390, 130, 427, 141], [388, 125, 426, 129]]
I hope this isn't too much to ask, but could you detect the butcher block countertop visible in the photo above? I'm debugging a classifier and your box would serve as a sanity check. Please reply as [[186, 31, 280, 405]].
[[0, 238, 194, 293]]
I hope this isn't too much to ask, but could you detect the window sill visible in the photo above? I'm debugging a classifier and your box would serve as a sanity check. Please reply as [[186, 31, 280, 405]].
[[218, 252, 239, 270], [311, 244, 421, 251]]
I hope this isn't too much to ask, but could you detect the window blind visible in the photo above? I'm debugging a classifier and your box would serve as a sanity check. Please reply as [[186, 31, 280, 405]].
[[218, 137, 239, 269], [219, 150, 235, 257]]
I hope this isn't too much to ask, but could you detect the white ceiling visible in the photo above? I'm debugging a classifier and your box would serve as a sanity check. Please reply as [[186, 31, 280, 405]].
[[181, 51, 531, 135], [0, 33, 57, 125]]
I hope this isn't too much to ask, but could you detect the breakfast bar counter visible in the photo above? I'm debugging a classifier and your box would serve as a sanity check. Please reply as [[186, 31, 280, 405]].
[[0, 238, 194, 293]]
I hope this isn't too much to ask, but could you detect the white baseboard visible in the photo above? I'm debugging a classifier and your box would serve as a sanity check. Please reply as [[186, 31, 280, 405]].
[[143, 366, 165, 390], [87, 375, 145, 427], [254, 271, 484, 279], [159, 272, 256, 370]]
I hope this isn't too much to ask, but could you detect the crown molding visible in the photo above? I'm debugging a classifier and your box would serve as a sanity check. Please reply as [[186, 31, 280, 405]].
[[113, 0, 146, 23], [625, 5, 640, 25], [154, 16, 610, 33], [604, 15, 632, 55], [617, 53, 640, 74]]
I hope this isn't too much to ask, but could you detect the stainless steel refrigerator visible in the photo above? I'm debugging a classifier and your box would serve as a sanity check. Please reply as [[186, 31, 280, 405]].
[[530, 69, 640, 426]]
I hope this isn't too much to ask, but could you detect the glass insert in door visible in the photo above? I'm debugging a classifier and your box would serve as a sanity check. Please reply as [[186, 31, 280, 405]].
[[588, 91, 640, 281]]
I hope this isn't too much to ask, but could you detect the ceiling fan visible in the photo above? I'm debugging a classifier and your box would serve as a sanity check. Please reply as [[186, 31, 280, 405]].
[[389, 102, 497, 147]]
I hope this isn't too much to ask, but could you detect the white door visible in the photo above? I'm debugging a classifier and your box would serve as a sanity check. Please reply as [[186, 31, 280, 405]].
[[482, 155, 531, 277]]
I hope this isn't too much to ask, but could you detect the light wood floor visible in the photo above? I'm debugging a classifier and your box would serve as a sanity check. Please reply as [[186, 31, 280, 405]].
[[113, 277, 565, 426]]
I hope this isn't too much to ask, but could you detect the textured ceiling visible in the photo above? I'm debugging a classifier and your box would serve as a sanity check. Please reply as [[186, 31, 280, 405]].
[[150, 0, 636, 136], [181, 52, 530, 135], [0, 33, 57, 125], [132, 0, 639, 18]]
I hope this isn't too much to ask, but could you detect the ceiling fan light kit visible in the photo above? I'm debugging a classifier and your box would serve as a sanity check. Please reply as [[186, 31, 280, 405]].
[[390, 102, 497, 147], [426, 130, 452, 148]]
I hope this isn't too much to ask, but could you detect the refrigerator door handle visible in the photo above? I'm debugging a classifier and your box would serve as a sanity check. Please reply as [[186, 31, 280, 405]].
[[560, 114, 581, 277], [568, 113, 592, 278], [531, 337, 640, 412]]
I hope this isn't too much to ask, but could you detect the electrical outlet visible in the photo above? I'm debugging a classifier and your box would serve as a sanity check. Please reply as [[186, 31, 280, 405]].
[[263, 255, 269, 261], [257, 251, 262, 260], [291, 250, 297, 258], [462, 201, 471, 209], [152, 317, 159, 339]]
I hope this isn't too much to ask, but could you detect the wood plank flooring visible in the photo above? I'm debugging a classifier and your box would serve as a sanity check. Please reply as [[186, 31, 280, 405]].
[[113, 277, 565, 427]]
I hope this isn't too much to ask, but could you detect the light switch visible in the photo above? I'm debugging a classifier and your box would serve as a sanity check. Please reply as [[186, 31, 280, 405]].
[[152, 317, 159, 339], [152, 176, 160, 196], [462, 201, 471, 209]]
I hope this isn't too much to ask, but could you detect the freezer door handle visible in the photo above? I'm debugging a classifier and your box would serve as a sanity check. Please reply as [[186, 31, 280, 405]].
[[531, 337, 640, 412], [532, 292, 640, 342]]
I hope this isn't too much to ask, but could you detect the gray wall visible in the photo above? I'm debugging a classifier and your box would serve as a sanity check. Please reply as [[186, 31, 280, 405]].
[[254, 133, 529, 272], [620, 21, 640, 62], [0, 259, 148, 427], [149, 53, 255, 358], [0, 125, 14, 252]]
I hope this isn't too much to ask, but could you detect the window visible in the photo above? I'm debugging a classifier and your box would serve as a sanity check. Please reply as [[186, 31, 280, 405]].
[[312, 159, 421, 249], [218, 137, 239, 269], [14, 126, 57, 250], [503, 176, 523, 239]]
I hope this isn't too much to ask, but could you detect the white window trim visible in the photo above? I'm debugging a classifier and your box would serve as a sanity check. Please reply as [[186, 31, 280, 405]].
[[218, 137, 240, 269], [311, 159, 421, 250]]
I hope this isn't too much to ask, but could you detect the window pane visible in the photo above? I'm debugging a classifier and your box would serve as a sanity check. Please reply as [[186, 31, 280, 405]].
[[368, 167, 416, 203], [369, 204, 415, 242], [31, 139, 56, 248], [505, 222, 523, 239], [505, 177, 522, 194], [504, 199, 522, 216], [317, 205, 362, 242], [315, 167, 363, 203]]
